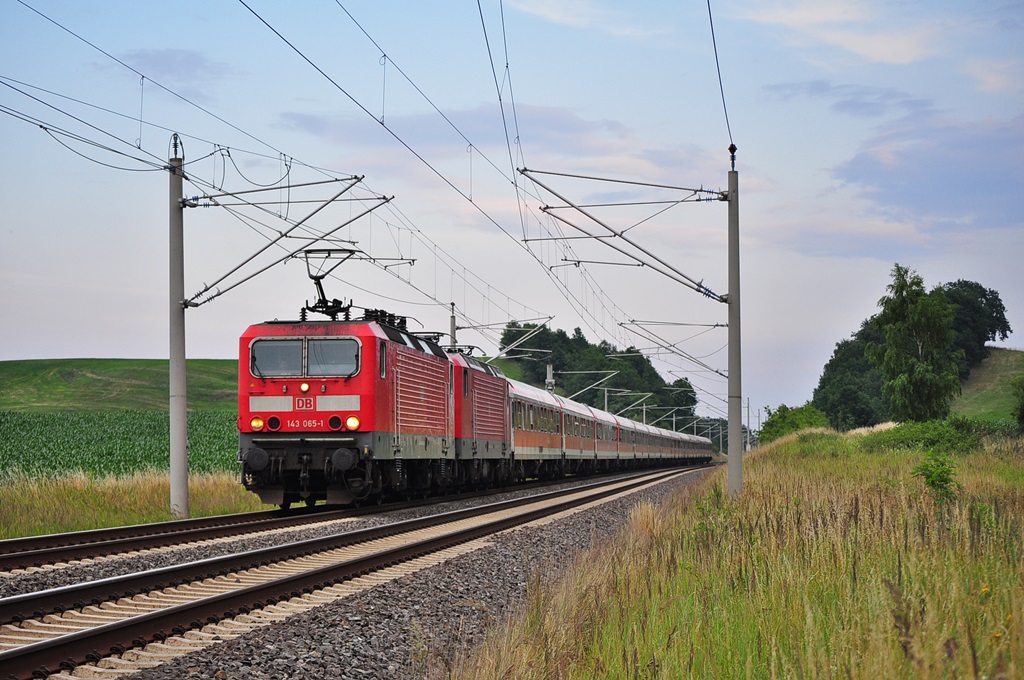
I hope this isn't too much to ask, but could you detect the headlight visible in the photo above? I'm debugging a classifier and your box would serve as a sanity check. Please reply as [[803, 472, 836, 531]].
[[300, 382, 310, 393], [250, 416, 265, 431], [345, 415, 361, 430]]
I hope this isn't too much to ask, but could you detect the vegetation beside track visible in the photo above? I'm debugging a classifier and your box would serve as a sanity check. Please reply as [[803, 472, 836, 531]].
[[0, 411, 238, 478], [452, 424, 1023, 678], [0, 471, 261, 539], [0, 358, 246, 538]]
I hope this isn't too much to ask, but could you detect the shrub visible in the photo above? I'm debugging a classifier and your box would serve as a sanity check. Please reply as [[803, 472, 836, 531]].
[[759, 403, 830, 443], [1011, 374, 1024, 429], [860, 419, 981, 455], [912, 450, 961, 502]]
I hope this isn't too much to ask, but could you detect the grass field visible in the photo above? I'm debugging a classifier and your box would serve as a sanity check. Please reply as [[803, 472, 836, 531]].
[[451, 427, 1023, 678], [0, 471, 262, 539], [0, 358, 237, 412], [0, 358, 245, 537], [954, 348, 1024, 422]]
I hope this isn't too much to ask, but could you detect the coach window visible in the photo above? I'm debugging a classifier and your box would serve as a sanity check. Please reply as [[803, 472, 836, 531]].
[[251, 339, 303, 377], [463, 368, 469, 397], [308, 338, 359, 377], [529, 405, 535, 431]]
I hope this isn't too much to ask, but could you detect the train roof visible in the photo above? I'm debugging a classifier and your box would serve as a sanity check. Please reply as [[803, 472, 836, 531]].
[[447, 351, 506, 378], [507, 378, 560, 408], [244, 319, 448, 359], [589, 406, 618, 426], [553, 394, 594, 418]]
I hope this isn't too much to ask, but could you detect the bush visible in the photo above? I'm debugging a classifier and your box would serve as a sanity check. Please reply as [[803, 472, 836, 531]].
[[759, 403, 830, 443], [1011, 374, 1024, 429], [860, 419, 981, 455], [912, 449, 961, 502]]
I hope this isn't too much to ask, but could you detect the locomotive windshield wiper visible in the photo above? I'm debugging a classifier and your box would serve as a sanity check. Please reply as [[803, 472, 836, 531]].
[[251, 355, 264, 379]]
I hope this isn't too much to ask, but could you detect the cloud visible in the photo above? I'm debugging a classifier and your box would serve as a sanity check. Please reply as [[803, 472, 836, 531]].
[[275, 102, 721, 190], [962, 57, 1024, 93], [505, 0, 669, 39], [765, 80, 932, 117], [743, 2, 870, 29], [116, 49, 236, 103], [742, 0, 942, 64], [834, 112, 1024, 233]]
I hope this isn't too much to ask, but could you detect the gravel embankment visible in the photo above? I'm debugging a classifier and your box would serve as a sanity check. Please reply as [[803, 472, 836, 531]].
[[126, 467, 717, 680], [0, 473, 683, 599]]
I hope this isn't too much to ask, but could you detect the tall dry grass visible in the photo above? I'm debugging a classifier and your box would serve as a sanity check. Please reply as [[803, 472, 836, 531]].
[[0, 471, 263, 539], [451, 430, 1023, 679]]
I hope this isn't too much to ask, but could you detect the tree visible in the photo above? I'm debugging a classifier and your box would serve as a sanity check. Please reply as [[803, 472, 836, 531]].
[[759, 403, 830, 443], [1011, 375, 1024, 429], [866, 264, 963, 422], [939, 280, 1012, 379], [812, 317, 890, 429]]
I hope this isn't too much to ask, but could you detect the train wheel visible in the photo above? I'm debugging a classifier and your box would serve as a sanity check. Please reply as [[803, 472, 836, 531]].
[[279, 501, 291, 510], [305, 498, 316, 508]]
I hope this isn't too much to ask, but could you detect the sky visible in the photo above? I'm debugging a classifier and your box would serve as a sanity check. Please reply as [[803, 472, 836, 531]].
[[1, 0, 1021, 426]]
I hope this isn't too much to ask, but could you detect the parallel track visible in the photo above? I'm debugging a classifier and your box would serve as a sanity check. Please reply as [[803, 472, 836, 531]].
[[0, 468, 697, 679], [0, 475, 623, 572]]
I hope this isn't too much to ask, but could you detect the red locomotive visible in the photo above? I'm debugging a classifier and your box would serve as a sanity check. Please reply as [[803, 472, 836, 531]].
[[237, 306, 712, 508]]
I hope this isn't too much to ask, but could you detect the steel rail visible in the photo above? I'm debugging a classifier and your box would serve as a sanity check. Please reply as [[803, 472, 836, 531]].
[[0, 474, 631, 571], [0, 468, 696, 679], [0, 469, 684, 625]]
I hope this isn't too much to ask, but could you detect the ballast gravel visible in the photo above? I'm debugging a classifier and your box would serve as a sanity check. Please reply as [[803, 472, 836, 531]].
[[125, 467, 716, 680], [0, 476, 641, 599]]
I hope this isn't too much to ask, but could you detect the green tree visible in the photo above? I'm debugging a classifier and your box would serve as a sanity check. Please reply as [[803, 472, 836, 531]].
[[498, 322, 675, 416], [939, 279, 1012, 379], [1011, 375, 1024, 429], [759, 403, 830, 443], [812, 317, 890, 429], [866, 264, 963, 422]]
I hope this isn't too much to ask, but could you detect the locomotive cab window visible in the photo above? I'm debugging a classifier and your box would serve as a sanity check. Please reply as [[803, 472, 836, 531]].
[[250, 337, 360, 378], [308, 338, 360, 377], [250, 339, 303, 377]]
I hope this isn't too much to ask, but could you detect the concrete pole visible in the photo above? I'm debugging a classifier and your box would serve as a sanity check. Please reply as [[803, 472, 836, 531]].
[[449, 302, 457, 349], [746, 398, 751, 450], [169, 155, 189, 518], [726, 144, 742, 498]]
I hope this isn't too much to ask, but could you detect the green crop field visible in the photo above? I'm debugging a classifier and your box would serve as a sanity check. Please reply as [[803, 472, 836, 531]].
[[0, 410, 238, 478], [0, 359, 241, 479], [0, 359, 250, 536]]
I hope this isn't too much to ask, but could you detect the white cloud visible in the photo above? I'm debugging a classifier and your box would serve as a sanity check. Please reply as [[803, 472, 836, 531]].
[[818, 25, 939, 65], [962, 57, 1024, 93], [744, 1, 870, 29], [742, 0, 941, 65], [506, 0, 668, 38]]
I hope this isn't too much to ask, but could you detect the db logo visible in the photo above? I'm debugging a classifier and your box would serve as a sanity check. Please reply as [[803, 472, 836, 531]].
[[295, 397, 314, 411]]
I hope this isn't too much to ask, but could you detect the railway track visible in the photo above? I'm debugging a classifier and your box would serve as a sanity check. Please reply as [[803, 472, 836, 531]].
[[0, 476, 602, 573], [0, 468, 696, 679]]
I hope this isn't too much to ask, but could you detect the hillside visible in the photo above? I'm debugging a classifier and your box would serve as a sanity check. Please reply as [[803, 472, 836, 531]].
[[3, 348, 1020, 422], [951, 347, 1024, 421], [0, 359, 237, 412]]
